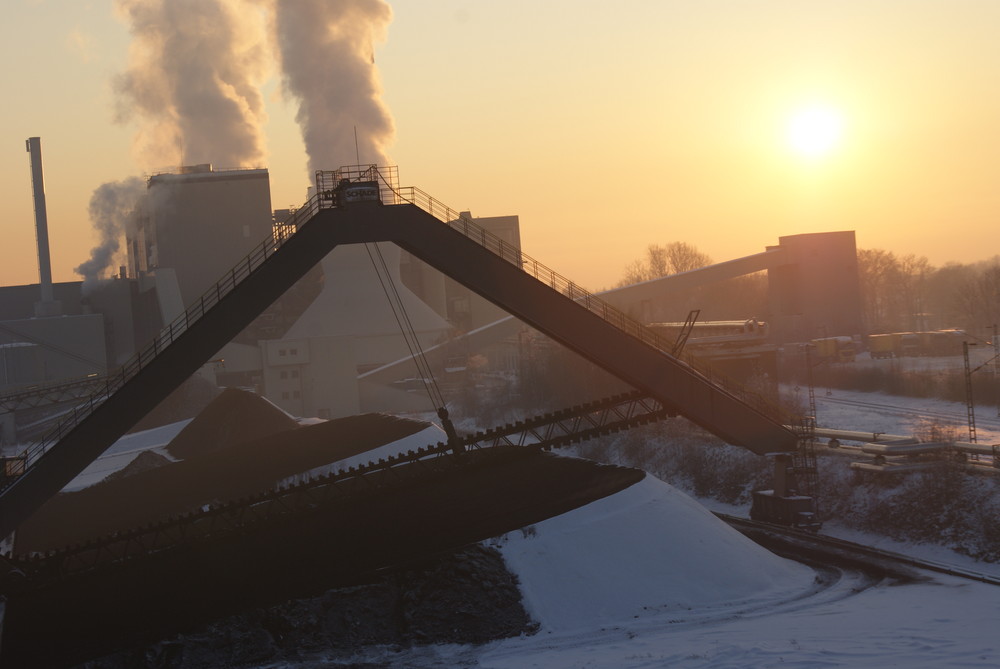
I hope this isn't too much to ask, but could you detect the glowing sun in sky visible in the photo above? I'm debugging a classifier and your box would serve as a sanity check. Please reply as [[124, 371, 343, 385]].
[[786, 105, 845, 159]]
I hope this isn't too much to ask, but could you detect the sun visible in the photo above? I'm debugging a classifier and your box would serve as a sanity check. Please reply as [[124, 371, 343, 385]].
[[786, 105, 844, 159]]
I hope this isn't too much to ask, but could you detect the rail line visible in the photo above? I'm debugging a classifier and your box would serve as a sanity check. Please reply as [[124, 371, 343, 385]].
[[817, 395, 1000, 432], [720, 513, 1000, 587]]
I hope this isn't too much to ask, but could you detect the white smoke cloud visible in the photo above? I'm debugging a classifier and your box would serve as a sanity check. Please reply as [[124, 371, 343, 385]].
[[78, 0, 398, 284], [112, 0, 271, 169], [74, 177, 146, 293], [271, 0, 395, 171]]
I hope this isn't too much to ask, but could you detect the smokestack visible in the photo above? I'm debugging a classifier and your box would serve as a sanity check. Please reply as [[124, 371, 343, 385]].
[[25, 137, 60, 316]]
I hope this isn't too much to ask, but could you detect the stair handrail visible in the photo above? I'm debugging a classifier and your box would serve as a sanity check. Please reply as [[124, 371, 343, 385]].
[[4, 172, 796, 490], [392, 185, 797, 427], [2, 194, 325, 486]]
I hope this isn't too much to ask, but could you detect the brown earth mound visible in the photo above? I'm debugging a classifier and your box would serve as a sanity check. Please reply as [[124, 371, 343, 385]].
[[129, 375, 223, 434], [164, 387, 300, 460], [83, 543, 534, 669], [103, 449, 171, 482], [15, 411, 432, 554]]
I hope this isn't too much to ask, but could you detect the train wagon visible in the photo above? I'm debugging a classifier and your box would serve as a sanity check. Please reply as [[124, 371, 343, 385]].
[[811, 336, 856, 363], [866, 333, 896, 359]]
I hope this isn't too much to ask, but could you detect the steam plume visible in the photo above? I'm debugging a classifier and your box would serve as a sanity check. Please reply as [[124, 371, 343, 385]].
[[272, 0, 395, 171], [113, 0, 270, 169], [74, 178, 145, 293]]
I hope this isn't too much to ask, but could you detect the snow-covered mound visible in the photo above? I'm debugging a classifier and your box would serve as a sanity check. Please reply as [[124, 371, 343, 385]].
[[62, 418, 190, 492], [496, 473, 815, 632]]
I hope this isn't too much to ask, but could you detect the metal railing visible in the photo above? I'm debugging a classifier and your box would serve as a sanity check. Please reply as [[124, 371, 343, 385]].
[[3, 164, 797, 494], [393, 184, 796, 427], [1, 195, 325, 490]]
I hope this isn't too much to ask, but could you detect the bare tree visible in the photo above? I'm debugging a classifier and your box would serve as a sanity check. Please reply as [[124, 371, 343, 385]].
[[925, 262, 976, 328], [895, 254, 933, 330], [955, 261, 1000, 333], [664, 241, 713, 274], [857, 248, 899, 332], [617, 242, 712, 287]]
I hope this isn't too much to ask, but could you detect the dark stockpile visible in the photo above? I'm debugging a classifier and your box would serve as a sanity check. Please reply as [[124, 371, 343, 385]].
[[128, 375, 224, 434], [164, 387, 300, 460], [5, 449, 642, 668], [78, 543, 535, 669], [15, 389, 432, 553]]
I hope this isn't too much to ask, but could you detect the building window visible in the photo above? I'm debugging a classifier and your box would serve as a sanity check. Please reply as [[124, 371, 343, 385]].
[[291, 369, 299, 379], [292, 390, 300, 399], [279, 371, 288, 379], [281, 391, 289, 400], [279, 349, 286, 357], [290, 348, 298, 356]]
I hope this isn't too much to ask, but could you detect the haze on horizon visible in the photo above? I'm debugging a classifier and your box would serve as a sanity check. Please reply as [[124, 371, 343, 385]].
[[2, 0, 999, 292]]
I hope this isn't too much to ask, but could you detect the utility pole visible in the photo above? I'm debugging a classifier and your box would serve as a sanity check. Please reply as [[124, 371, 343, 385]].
[[993, 324, 999, 418], [964, 341, 977, 444]]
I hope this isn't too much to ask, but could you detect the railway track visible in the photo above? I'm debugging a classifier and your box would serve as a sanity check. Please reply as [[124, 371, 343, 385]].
[[817, 395, 1000, 434], [720, 513, 1000, 587]]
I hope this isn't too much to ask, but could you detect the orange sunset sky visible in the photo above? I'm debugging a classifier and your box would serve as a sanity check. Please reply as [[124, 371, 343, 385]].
[[2, 1, 999, 291]]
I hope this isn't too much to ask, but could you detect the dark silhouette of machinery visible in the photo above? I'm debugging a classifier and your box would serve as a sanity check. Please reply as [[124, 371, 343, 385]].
[[0, 166, 814, 541]]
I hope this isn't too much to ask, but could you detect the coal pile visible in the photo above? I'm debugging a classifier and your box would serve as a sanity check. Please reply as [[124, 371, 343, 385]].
[[78, 544, 534, 669], [15, 389, 430, 553], [164, 387, 300, 460], [4, 448, 642, 668], [4, 388, 645, 668]]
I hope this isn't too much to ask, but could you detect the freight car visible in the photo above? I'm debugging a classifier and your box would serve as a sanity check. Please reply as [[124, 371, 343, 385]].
[[647, 319, 769, 347], [811, 336, 857, 363], [865, 329, 970, 359]]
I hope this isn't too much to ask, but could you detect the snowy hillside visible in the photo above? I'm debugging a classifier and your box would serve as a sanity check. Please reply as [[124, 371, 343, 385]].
[[492, 474, 813, 632], [341, 471, 1000, 669], [20, 388, 1000, 668]]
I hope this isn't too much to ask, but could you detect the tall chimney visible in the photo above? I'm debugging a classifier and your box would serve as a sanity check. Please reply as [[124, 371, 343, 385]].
[[25, 137, 60, 316]]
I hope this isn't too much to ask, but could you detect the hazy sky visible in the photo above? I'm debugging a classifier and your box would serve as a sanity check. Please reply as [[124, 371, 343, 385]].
[[3, 0, 999, 291]]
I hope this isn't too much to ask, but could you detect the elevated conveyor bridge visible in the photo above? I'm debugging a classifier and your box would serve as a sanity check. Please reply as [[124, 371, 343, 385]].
[[0, 166, 798, 539]]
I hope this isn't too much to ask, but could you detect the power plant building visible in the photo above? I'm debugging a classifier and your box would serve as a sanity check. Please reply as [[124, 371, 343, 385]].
[[127, 165, 274, 310]]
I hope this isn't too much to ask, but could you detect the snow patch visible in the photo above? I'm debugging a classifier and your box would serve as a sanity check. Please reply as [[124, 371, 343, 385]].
[[61, 419, 191, 492], [495, 473, 815, 632]]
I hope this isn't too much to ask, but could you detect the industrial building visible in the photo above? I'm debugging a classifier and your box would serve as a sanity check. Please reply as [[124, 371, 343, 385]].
[[127, 165, 275, 311], [1, 144, 525, 442]]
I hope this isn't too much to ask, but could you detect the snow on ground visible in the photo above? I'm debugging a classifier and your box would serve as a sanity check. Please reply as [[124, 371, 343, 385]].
[[342, 386, 1000, 668], [330, 464, 1000, 669], [787, 384, 1000, 444], [342, 468, 1000, 669], [61, 419, 191, 492], [473, 569, 999, 669], [489, 474, 814, 633]]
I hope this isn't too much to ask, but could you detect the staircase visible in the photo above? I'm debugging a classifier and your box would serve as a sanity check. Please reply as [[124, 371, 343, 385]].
[[0, 165, 801, 540], [0, 194, 332, 537], [391, 181, 796, 430]]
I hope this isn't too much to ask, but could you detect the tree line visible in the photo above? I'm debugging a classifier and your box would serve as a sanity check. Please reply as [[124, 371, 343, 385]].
[[859, 250, 1000, 336]]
